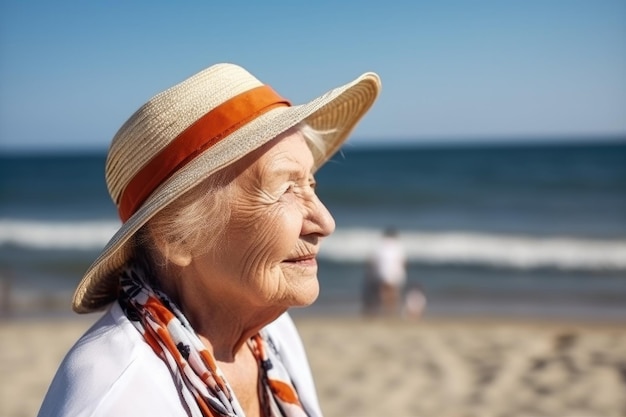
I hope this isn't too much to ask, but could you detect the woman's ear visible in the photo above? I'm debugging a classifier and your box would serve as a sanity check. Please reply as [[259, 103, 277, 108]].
[[166, 245, 193, 267], [150, 229, 193, 268]]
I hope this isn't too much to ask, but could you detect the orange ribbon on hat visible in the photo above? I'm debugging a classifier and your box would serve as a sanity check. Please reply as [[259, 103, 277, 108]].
[[118, 85, 291, 222]]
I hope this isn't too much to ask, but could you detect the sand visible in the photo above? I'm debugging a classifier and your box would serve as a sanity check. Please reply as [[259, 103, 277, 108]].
[[1, 314, 625, 417]]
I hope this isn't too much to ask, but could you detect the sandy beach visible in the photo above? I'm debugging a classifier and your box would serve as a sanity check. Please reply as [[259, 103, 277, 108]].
[[1, 314, 625, 417]]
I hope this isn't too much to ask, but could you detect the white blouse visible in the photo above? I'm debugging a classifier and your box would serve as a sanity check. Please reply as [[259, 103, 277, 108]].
[[38, 302, 323, 417]]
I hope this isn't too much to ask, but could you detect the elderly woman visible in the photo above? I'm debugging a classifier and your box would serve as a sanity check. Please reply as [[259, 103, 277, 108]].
[[38, 63, 380, 417]]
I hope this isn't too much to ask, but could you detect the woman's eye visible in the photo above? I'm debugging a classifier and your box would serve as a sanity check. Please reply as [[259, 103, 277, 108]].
[[281, 183, 296, 194], [280, 179, 315, 197]]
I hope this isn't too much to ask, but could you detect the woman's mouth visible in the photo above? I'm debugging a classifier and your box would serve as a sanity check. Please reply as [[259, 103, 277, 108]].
[[284, 255, 317, 267]]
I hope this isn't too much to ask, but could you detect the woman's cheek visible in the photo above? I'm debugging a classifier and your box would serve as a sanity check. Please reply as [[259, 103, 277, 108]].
[[260, 207, 302, 255]]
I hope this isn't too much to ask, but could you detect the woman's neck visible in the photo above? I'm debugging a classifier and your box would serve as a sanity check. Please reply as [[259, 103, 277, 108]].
[[157, 260, 285, 361], [187, 300, 283, 361], [171, 280, 281, 361]]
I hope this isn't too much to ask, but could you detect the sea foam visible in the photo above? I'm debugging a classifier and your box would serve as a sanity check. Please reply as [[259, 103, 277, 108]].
[[322, 229, 626, 271], [0, 219, 120, 250], [2, 220, 626, 271]]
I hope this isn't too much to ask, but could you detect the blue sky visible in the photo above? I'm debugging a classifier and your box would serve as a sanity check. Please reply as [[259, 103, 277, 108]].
[[1, 0, 625, 151]]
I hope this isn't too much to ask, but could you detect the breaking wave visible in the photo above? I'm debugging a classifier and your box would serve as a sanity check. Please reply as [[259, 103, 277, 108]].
[[322, 229, 626, 271], [2, 220, 626, 271], [0, 219, 120, 250]]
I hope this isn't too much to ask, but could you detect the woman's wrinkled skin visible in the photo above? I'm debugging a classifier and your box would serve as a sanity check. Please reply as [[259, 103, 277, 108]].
[[158, 128, 335, 365]]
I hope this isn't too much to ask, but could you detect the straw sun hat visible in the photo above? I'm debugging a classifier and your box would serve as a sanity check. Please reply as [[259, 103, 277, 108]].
[[73, 63, 381, 313]]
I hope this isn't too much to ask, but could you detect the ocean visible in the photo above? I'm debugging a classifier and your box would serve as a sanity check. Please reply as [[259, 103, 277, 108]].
[[1, 140, 625, 320]]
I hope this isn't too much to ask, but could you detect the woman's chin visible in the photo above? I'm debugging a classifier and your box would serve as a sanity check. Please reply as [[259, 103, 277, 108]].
[[285, 278, 320, 308]]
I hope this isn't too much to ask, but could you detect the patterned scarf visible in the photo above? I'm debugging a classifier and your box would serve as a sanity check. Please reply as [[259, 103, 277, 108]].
[[118, 266, 309, 417]]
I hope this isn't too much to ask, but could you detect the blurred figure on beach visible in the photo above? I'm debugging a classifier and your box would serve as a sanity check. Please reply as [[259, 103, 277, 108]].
[[363, 227, 407, 316], [403, 283, 427, 320]]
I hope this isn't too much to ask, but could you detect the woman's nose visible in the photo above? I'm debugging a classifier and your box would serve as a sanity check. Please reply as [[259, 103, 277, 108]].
[[304, 195, 336, 237]]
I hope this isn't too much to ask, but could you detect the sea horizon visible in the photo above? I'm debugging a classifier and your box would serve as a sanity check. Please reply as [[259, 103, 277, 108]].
[[1, 133, 625, 156]]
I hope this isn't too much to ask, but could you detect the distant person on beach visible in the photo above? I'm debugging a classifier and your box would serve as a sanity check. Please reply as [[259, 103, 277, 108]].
[[38, 63, 380, 417], [403, 283, 427, 320], [364, 227, 407, 316]]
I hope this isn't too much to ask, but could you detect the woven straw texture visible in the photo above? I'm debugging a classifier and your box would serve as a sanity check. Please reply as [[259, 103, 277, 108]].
[[73, 63, 381, 313]]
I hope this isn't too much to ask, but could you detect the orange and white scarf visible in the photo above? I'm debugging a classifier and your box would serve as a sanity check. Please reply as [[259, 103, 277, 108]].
[[118, 266, 308, 417]]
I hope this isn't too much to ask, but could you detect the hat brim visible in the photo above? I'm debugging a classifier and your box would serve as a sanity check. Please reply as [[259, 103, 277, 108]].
[[72, 71, 381, 313]]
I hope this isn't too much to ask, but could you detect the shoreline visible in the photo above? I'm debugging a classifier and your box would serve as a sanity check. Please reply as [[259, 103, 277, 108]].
[[3, 295, 626, 326], [4, 306, 626, 327]]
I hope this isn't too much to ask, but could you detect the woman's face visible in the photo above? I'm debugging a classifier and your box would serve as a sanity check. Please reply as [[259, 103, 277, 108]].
[[190, 129, 335, 309]]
